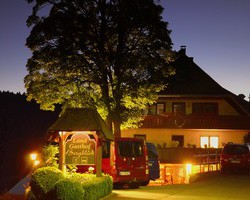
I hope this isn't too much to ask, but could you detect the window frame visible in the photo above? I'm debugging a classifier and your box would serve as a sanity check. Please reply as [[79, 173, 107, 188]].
[[171, 135, 184, 147], [200, 136, 219, 148], [172, 102, 186, 115], [148, 103, 165, 115]]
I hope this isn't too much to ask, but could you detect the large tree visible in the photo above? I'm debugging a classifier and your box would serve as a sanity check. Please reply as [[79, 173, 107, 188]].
[[25, 0, 174, 138]]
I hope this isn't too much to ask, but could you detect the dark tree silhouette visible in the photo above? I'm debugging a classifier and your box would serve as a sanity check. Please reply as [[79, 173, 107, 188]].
[[25, 0, 174, 138]]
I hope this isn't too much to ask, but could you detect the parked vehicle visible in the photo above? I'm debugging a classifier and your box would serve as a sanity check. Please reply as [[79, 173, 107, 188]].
[[141, 142, 160, 186], [109, 138, 149, 188], [78, 137, 149, 188], [220, 142, 250, 173]]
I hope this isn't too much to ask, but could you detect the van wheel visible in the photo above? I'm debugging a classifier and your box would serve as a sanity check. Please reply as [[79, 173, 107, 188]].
[[129, 182, 139, 189], [140, 180, 150, 186]]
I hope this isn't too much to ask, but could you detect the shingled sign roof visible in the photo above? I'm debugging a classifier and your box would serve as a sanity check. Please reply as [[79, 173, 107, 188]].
[[48, 108, 113, 140]]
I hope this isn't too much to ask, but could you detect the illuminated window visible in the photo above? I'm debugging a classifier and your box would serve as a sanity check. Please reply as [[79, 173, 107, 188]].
[[200, 137, 209, 148], [210, 137, 219, 148], [200, 136, 219, 148]]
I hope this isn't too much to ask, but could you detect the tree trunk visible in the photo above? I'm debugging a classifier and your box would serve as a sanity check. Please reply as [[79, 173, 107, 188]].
[[113, 121, 121, 138], [105, 115, 113, 134]]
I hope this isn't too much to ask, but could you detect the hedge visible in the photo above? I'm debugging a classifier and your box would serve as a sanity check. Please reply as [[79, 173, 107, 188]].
[[29, 167, 64, 200], [28, 167, 113, 200], [51, 179, 85, 200]]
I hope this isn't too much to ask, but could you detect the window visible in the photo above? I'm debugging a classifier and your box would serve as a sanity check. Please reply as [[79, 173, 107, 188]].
[[118, 141, 133, 157], [200, 137, 209, 148], [172, 135, 184, 147], [200, 136, 219, 148], [193, 103, 218, 115], [148, 103, 165, 115], [118, 141, 144, 157], [133, 141, 143, 157], [148, 104, 156, 115], [157, 103, 165, 114], [147, 144, 158, 159], [173, 103, 185, 115], [210, 137, 219, 148]]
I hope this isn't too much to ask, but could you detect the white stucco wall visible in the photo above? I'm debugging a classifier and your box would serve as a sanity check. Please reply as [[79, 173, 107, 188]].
[[121, 128, 248, 148]]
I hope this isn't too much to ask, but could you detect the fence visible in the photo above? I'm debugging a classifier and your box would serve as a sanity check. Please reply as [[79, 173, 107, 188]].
[[157, 147, 221, 164], [149, 148, 221, 185]]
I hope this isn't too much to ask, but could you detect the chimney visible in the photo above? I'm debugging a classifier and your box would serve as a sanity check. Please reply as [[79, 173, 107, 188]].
[[238, 94, 246, 100], [180, 46, 186, 55]]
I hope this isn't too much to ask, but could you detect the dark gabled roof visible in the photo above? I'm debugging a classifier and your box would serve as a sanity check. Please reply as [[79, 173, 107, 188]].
[[159, 47, 233, 96], [48, 108, 113, 140], [159, 47, 250, 116]]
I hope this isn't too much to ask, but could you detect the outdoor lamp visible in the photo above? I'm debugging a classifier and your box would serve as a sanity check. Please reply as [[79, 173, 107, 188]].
[[30, 153, 37, 161]]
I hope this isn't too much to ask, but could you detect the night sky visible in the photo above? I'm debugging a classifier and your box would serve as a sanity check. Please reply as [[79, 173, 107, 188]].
[[1, 0, 250, 99]]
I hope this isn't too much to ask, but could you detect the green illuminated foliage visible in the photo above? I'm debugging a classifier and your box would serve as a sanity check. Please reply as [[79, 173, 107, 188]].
[[52, 179, 85, 200], [30, 167, 64, 199], [28, 167, 112, 200], [25, 0, 174, 137], [40, 144, 59, 168]]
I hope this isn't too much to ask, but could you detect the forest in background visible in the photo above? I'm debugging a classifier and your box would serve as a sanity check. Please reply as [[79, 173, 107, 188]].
[[0, 91, 60, 193]]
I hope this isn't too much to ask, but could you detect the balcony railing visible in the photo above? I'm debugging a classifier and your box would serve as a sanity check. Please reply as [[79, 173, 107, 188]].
[[141, 113, 250, 129]]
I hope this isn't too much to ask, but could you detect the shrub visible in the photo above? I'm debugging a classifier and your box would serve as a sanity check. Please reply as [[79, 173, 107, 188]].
[[29, 167, 64, 200], [102, 174, 113, 196], [29, 167, 113, 200], [66, 172, 96, 182], [26, 188, 36, 200], [170, 141, 179, 148], [40, 144, 59, 168], [81, 174, 113, 200], [51, 179, 85, 200]]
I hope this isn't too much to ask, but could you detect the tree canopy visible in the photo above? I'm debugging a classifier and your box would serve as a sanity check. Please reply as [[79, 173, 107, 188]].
[[25, 0, 174, 137]]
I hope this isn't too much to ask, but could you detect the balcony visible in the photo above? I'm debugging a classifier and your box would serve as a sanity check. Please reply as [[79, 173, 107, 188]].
[[141, 113, 250, 129]]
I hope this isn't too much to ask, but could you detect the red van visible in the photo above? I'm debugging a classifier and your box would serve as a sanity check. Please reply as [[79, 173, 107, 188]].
[[77, 137, 149, 188], [102, 138, 149, 188]]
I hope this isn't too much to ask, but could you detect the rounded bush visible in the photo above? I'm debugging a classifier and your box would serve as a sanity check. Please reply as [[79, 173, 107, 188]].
[[104, 175, 113, 195], [29, 167, 64, 200], [51, 179, 85, 200], [81, 175, 113, 200]]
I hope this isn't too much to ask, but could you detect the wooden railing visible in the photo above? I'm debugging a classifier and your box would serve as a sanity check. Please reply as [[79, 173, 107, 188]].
[[142, 114, 250, 129], [157, 147, 222, 165], [149, 148, 222, 185], [193, 151, 220, 165]]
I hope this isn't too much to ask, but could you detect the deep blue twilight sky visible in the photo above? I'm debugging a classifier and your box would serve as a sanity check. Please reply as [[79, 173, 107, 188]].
[[1, 0, 250, 99]]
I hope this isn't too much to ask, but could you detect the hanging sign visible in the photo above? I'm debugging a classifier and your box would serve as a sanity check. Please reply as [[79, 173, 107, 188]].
[[65, 133, 96, 165]]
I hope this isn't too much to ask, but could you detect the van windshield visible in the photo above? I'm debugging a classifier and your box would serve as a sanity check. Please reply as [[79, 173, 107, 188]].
[[118, 141, 143, 157]]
